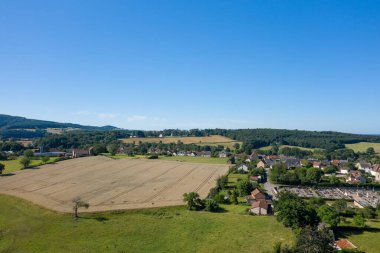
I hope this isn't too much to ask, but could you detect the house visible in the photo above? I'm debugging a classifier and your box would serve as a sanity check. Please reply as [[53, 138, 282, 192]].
[[335, 239, 357, 251], [331, 160, 348, 167], [247, 188, 271, 215], [371, 164, 380, 182], [313, 161, 322, 169], [201, 151, 211, 158], [356, 162, 372, 173], [346, 171, 366, 184], [72, 148, 91, 158], [246, 152, 258, 162], [250, 175, 262, 183], [177, 151, 186, 156], [218, 150, 229, 158], [237, 164, 249, 172], [250, 188, 266, 201], [250, 200, 271, 215], [188, 152, 197, 157], [256, 160, 266, 169], [282, 158, 301, 168], [339, 167, 351, 174], [264, 158, 277, 169]]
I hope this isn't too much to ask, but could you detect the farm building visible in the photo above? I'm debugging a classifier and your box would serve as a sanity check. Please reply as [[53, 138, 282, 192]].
[[72, 148, 92, 158]]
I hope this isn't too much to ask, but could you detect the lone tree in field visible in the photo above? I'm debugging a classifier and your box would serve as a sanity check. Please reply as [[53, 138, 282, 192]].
[[19, 157, 31, 169], [72, 197, 90, 218], [367, 147, 375, 155], [106, 143, 119, 156], [183, 192, 203, 210], [0, 163, 4, 174]]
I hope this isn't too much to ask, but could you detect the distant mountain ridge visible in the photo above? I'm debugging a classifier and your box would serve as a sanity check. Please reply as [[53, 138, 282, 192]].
[[0, 114, 118, 138]]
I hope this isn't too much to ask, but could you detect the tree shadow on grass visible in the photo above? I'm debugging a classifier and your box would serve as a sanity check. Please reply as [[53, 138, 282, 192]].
[[0, 173, 15, 177], [75, 215, 110, 222], [335, 225, 380, 239]]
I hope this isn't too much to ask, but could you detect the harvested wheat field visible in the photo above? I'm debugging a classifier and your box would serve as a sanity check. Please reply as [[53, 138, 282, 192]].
[[0, 156, 228, 213]]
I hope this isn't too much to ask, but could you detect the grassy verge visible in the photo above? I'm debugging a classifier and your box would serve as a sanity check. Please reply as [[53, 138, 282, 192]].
[[0, 194, 292, 253], [0, 157, 59, 174], [101, 154, 229, 164]]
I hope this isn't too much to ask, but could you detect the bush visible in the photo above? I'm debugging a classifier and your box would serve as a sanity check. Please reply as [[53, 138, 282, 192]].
[[213, 193, 229, 204], [148, 155, 158, 159], [204, 199, 219, 212], [353, 214, 366, 228]]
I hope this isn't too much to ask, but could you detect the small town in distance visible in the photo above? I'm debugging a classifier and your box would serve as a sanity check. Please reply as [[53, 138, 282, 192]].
[[2, 1, 380, 252]]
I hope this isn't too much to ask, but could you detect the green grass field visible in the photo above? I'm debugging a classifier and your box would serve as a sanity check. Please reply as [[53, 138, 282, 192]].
[[0, 157, 59, 174], [0, 194, 293, 253], [102, 153, 147, 159], [158, 156, 229, 164], [336, 217, 380, 253], [345, 142, 380, 154], [101, 154, 229, 164]]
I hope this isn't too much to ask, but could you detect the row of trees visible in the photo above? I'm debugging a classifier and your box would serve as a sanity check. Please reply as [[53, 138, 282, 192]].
[[269, 163, 323, 185]]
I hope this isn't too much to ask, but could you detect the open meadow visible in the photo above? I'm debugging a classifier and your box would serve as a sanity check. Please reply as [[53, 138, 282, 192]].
[[0, 156, 228, 212], [0, 194, 293, 253], [120, 135, 241, 149], [0, 157, 58, 173], [345, 142, 380, 154]]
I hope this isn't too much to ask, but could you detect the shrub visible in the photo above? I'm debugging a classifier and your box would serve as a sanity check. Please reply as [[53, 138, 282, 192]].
[[204, 199, 219, 212]]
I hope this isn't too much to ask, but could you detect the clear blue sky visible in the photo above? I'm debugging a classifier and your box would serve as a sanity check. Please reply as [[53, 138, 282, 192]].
[[1, 0, 379, 133]]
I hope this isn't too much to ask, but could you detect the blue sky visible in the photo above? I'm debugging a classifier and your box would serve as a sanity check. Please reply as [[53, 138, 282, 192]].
[[1, 1, 379, 133]]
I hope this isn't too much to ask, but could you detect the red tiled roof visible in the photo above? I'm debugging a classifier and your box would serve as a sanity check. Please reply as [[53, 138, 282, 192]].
[[251, 188, 266, 200], [251, 200, 269, 210], [336, 239, 357, 250]]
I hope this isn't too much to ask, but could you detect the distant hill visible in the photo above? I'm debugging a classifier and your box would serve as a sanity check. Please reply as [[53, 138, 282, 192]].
[[0, 114, 119, 139]]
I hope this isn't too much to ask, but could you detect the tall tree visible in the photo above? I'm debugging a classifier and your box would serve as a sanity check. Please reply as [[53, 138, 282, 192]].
[[295, 226, 335, 253], [19, 157, 31, 169], [274, 191, 319, 229], [183, 192, 203, 210], [317, 205, 340, 228], [72, 197, 90, 218]]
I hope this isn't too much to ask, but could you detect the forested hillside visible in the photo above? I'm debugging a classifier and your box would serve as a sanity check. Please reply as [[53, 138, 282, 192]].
[[0, 114, 117, 138]]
